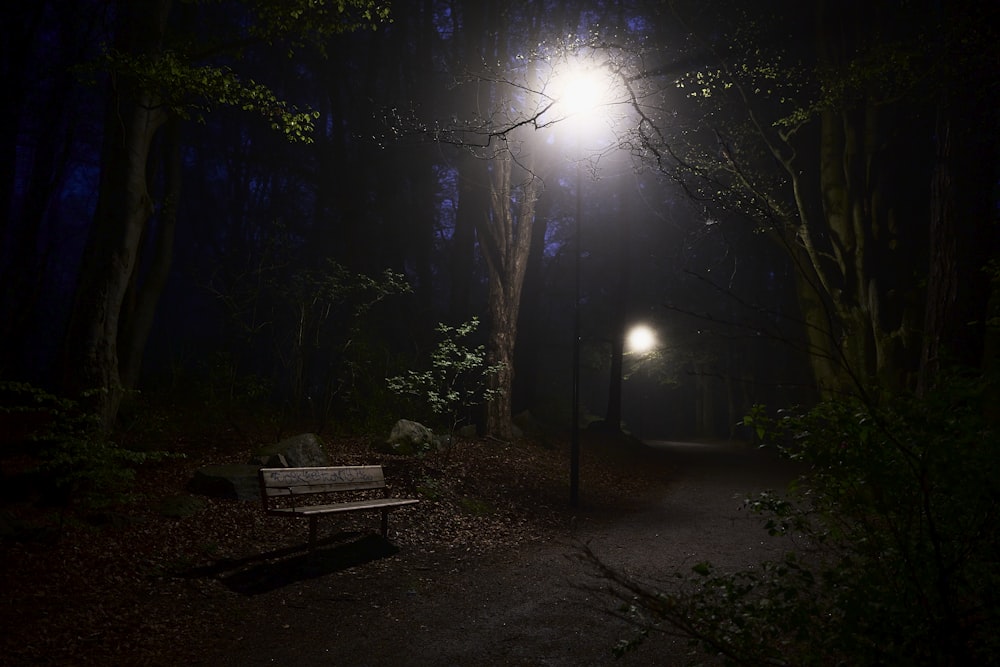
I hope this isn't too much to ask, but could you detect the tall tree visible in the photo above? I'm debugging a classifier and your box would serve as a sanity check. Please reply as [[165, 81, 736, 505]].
[[62, 0, 174, 429], [411, 0, 546, 438], [60, 0, 389, 430]]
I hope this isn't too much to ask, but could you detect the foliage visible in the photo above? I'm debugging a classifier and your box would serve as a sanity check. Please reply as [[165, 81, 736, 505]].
[[739, 402, 770, 444], [207, 253, 410, 424], [285, 259, 412, 321], [600, 374, 1000, 665], [387, 318, 504, 434], [0, 382, 176, 512], [279, 260, 411, 420], [249, 0, 392, 46], [101, 50, 322, 143], [90, 1, 392, 143], [197, 351, 271, 406]]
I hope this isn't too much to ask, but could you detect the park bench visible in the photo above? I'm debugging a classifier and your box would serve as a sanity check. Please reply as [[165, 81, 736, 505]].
[[258, 465, 419, 549]]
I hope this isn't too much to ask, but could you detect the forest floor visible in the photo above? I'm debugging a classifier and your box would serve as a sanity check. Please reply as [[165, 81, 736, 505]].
[[0, 403, 802, 666]]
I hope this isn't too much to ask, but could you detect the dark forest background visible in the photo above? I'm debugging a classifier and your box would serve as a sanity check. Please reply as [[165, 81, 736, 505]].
[[1, 0, 997, 441]]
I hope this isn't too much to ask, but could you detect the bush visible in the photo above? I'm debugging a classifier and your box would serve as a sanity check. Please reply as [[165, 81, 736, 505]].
[[386, 317, 503, 434], [598, 374, 1000, 665], [0, 382, 174, 512]]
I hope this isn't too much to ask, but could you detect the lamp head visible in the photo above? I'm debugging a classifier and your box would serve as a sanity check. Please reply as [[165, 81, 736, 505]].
[[546, 57, 619, 135]]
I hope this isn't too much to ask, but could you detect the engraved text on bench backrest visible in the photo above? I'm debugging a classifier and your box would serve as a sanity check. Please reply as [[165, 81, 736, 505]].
[[260, 465, 386, 496]]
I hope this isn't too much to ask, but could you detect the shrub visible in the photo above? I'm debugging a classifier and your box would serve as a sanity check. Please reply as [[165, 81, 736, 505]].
[[0, 382, 174, 512], [386, 317, 503, 435]]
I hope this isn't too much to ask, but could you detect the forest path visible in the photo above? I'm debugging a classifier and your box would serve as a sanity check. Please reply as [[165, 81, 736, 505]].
[[203, 440, 804, 667]]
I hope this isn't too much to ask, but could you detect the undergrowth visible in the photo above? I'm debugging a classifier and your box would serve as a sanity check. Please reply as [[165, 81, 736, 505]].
[[598, 372, 1000, 665], [0, 382, 177, 514]]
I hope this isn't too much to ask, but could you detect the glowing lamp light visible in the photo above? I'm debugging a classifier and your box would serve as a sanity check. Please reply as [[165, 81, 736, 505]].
[[558, 68, 604, 116], [549, 59, 618, 135], [627, 325, 656, 354]]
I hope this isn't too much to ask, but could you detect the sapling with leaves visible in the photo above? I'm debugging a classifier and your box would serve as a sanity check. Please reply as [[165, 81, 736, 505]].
[[387, 317, 505, 439]]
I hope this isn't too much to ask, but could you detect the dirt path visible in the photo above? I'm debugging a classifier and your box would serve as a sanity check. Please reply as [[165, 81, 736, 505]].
[[195, 440, 803, 667]]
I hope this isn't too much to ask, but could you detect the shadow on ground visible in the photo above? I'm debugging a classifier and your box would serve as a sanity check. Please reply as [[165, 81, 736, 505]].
[[178, 531, 399, 595]]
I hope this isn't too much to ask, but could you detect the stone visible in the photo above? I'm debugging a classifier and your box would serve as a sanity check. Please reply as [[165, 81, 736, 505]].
[[253, 433, 328, 468], [383, 419, 437, 455], [188, 464, 262, 501]]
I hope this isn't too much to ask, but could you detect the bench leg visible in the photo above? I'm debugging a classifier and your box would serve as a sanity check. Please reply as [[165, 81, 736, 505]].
[[380, 509, 388, 538], [309, 516, 318, 551]]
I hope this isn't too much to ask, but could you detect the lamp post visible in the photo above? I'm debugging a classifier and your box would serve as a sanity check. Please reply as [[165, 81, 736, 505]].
[[553, 60, 617, 507], [570, 143, 583, 506]]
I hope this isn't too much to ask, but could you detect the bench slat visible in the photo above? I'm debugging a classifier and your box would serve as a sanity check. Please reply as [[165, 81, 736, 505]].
[[265, 497, 420, 516]]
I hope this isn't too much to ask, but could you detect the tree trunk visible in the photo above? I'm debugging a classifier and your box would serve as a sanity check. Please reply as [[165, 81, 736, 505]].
[[918, 110, 957, 395], [62, 0, 172, 431], [693, 363, 714, 437], [602, 198, 631, 431], [480, 154, 538, 439], [783, 1, 927, 396], [512, 192, 550, 413], [119, 117, 182, 392]]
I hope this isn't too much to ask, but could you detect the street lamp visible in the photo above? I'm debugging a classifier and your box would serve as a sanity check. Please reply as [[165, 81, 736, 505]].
[[570, 133, 583, 507], [627, 324, 657, 439], [550, 57, 620, 507]]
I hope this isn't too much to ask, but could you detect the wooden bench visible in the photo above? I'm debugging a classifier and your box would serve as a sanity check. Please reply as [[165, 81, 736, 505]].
[[258, 465, 419, 549]]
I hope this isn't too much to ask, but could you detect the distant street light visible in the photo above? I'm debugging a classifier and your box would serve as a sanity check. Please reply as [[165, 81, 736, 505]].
[[627, 324, 657, 439], [627, 324, 656, 355]]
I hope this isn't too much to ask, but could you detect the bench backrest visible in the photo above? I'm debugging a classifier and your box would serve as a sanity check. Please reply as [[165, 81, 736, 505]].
[[259, 465, 387, 499]]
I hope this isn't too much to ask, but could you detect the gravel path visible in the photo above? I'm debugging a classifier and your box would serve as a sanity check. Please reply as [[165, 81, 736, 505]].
[[203, 440, 804, 667]]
